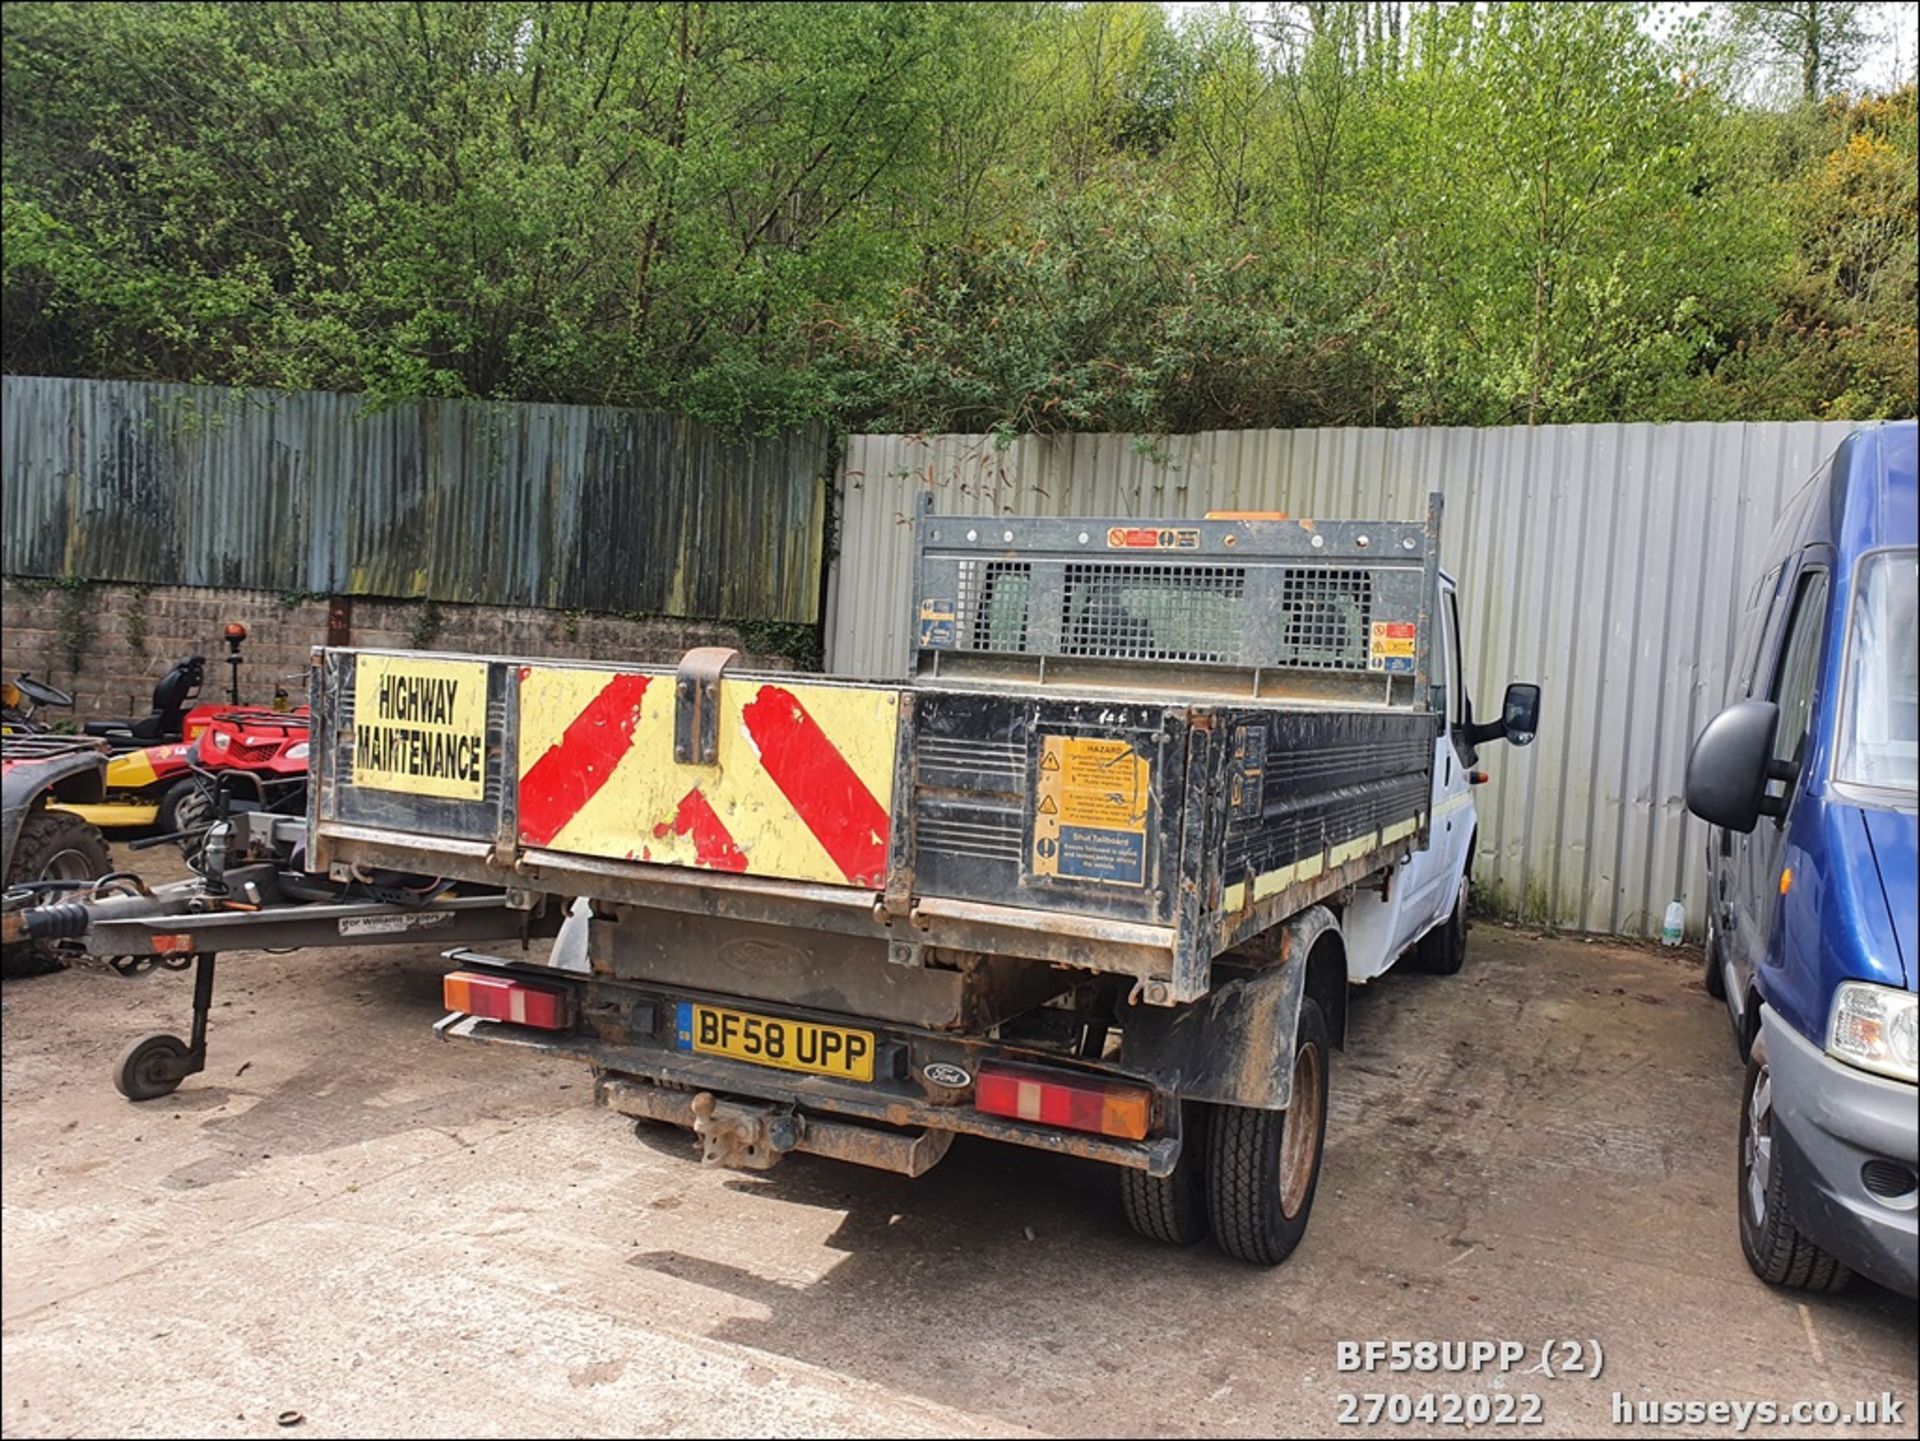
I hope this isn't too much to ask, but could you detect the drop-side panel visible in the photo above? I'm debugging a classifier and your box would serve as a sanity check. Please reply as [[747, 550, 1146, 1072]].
[[904, 689, 1190, 926], [315, 648, 903, 890], [1214, 707, 1436, 913], [515, 665, 900, 888], [317, 649, 509, 845]]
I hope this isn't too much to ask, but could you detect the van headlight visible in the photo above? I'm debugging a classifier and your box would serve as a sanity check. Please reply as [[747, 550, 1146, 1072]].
[[1827, 982, 1919, 1084]]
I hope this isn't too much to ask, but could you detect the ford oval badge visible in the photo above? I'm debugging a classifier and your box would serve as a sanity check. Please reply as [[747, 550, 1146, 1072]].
[[922, 1062, 972, 1090]]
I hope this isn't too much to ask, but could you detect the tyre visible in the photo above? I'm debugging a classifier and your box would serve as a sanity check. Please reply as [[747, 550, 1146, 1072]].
[[1120, 1102, 1210, 1245], [155, 776, 203, 836], [1737, 1040, 1850, 1293], [1410, 875, 1468, 976], [160, 779, 215, 865], [1704, 912, 1727, 1000], [115, 1032, 191, 1102], [1207, 996, 1331, 1266], [2, 808, 112, 978]]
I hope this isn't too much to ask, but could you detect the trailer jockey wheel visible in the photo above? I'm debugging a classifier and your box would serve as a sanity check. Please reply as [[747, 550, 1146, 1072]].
[[115, 1033, 193, 1101], [111, 951, 217, 1102]]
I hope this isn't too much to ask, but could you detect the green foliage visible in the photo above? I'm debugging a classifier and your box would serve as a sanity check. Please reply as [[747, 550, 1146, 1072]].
[[126, 583, 152, 651], [2, 1, 1913, 434], [407, 599, 444, 651], [735, 617, 824, 672], [48, 576, 93, 673]]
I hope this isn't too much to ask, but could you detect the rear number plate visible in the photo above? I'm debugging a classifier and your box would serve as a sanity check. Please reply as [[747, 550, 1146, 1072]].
[[674, 1002, 874, 1083]]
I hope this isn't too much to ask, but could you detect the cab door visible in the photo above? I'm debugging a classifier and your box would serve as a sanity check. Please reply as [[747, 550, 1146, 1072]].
[[1388, 577, 1474, 957], [1731, 557, 1830, 1006]]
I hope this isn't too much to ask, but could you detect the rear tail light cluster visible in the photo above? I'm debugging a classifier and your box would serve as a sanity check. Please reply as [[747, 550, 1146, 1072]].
[[974, 1062, 1151, 1140], [443, 971, 573, 1030]]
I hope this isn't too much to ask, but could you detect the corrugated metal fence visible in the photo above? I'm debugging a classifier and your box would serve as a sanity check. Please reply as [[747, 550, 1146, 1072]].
[[2, 376, 828, 622], [827, 422, 1863, 938]]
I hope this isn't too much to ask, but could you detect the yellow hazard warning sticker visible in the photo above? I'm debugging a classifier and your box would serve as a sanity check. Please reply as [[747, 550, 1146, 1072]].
[[1031, 735, 1151, 886], [352, 654, 489, 799], [1368, 620, 1417, 674]]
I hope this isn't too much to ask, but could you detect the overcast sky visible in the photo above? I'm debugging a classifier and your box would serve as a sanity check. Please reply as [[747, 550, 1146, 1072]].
[[1162, 2, 1920, 93]]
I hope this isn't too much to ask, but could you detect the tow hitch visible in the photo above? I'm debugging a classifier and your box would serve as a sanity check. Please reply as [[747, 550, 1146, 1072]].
[[689, 1090, 799, 1170], [596, 1076, 956, 1176]]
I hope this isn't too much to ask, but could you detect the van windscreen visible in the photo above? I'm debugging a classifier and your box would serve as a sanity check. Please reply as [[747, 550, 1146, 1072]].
[[1837, 549, 1919, 795]]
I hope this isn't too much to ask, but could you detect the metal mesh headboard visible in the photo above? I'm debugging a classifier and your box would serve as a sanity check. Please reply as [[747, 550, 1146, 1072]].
[[910, 497, 1442, 697]]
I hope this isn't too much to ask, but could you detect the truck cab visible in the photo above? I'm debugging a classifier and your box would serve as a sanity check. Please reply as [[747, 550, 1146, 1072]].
[[1686, 420, 1918, 1297]]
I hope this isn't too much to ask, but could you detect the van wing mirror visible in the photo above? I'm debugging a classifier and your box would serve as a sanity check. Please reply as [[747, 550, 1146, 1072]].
[[1500, 683, 1541, 746], [1463, 682, 1542, 747], [1685, 700, 1792, 834]]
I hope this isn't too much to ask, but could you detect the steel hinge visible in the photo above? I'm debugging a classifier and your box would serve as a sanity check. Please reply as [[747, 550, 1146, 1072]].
[[673, 646, 738, 766]]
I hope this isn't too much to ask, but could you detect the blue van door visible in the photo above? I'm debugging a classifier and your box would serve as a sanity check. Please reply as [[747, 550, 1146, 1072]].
[[1733, 560, 1830, 1013]]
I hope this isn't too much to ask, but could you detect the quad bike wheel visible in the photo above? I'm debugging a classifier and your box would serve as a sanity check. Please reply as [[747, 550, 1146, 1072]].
[[3, 809, 111, 978], [158, 778, 216, 864]]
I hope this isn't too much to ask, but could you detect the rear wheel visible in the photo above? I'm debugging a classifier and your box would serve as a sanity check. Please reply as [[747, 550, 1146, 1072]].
[[1207, 997, 1330, 1266], [2, 809, 111, 977], [1737, 1041, 1850, 1293], [1120, 1102, 1210, 1245]]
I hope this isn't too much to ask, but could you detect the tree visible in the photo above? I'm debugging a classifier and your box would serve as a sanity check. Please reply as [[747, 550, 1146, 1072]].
[[1729, 1, 1879, 100], [2, 2, 1912, 432]]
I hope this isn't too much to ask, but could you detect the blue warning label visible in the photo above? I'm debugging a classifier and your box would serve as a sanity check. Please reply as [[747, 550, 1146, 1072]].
[[1056, 824, 1146, 884], [918, 597, 957, 648]]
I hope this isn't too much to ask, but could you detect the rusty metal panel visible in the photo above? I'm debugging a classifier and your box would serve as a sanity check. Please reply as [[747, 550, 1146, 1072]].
[[2, 375, 826, 622], [828, 420, 1863, 939]]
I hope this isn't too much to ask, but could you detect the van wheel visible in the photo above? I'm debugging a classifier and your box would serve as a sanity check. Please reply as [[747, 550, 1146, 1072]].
[[1411, 877, 1468, 976], [1737, 1043, 1850, 1293], [1207, 997, 1330, 1266], [1120, 1102, 1210, 1245], [2, 809, 112, 978]]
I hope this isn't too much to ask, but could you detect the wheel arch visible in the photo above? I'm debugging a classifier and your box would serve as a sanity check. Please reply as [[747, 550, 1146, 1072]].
[[1740, 983, 1765, 1058], [3, 752, 106, 876], [1304, 925, 1347, 1052], [1120, 904, 1344, 1109]]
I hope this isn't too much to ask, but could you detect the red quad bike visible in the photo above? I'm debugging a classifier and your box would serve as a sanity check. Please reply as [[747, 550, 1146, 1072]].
[[64, 624, 311, 846], [73, 705, 312, 865], [2, 735, 117, 977], [160, 706, 311, 862]]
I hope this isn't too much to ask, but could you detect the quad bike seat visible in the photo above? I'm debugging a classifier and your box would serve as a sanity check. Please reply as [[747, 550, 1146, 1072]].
[[85, 655, 205, 742]]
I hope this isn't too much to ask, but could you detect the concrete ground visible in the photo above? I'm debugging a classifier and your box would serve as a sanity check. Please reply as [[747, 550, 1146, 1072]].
[[2, 882, 1913, 1438]]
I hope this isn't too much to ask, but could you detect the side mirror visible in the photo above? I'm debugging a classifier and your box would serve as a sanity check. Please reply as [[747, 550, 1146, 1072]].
[[1500, 683, 1541, 747], [1463, 681, 1542, 748], [1685, 700, 1793, 834]]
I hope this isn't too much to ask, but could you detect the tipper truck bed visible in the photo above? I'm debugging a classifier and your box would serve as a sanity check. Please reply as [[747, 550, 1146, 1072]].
[[12, 494, 1541, 1266]]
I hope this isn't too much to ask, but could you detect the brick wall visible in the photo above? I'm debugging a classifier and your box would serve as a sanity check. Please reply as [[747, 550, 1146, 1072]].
[[0, 580, 800, 723]]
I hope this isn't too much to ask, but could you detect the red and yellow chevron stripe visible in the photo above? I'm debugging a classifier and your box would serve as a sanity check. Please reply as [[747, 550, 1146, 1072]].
[[515, 666, 899, 888]]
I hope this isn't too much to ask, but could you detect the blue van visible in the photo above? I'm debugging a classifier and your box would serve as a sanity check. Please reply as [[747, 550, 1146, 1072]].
[[1685, 420, 1917, 1298]]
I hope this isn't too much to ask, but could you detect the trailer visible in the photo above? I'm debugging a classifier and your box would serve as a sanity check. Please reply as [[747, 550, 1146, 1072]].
[[11, 495, 1540, 1265]]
